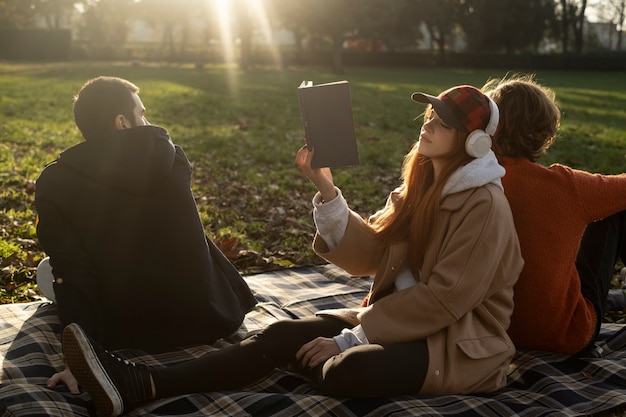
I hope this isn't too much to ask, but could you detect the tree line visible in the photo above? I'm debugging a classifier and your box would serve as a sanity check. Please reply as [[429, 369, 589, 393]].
[[1, 0, 624, 71]]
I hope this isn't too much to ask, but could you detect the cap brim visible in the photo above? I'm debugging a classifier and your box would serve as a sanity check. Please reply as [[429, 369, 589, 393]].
[[411, 92, 465, 132]]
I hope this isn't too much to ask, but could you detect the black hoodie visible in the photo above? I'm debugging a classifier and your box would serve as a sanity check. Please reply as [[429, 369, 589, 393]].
[[35, 125, 256, 349]]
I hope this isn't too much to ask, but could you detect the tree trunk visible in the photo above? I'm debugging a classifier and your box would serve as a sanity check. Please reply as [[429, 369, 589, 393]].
[[179, 27, 188, 62], [573, 0, 587, 53], [161, 25, 175, 62], [291, 30, 304, 66], [436, 32, 447, 64], [239, 27, 252, 71], [237, 3, 253, 71], [618, 0, 625, 50], [330, 34, 344, 74], [560, 0, 569, 53]]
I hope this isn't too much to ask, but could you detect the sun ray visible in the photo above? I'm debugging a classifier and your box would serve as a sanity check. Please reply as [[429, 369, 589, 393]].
[[211, 0, 239, 95], [248, 0, 282, 67], [213, 0, 235, 64]]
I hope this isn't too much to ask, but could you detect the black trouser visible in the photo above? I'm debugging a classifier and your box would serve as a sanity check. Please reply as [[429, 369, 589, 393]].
[[576, 210, 626, 354], [151, 316, 429, 398]]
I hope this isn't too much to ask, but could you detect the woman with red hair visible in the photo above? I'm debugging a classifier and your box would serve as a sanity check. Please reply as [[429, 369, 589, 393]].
[[61, 85, 523, 417]]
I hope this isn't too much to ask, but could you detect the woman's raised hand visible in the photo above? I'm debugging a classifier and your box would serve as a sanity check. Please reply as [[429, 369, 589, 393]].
[[295, 144, 337, 203]]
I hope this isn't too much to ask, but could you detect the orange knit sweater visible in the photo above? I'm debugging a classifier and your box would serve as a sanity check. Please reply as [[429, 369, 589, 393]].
[[499, 157, 626, 354]]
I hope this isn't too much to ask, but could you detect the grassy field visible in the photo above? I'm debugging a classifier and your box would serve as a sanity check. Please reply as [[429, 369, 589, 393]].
[[0, 62, 625, 304]]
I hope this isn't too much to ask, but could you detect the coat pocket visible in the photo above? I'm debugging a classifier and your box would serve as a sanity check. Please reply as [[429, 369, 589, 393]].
[[456, 336, 511, 359]]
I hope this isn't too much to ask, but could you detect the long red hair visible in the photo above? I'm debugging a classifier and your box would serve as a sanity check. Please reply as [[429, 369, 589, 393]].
[[370, 107, 473, 275]]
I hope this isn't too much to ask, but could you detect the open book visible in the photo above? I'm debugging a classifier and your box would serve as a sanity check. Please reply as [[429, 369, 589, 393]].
[[297, 80, 359, 168]]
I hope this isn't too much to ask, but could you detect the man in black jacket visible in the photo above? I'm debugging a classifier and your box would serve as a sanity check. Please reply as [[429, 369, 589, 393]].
[[35, 76, 256, 393]]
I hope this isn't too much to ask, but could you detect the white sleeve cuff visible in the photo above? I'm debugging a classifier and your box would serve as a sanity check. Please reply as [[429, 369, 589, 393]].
[[312, 187, 349, 250], [332, 324, 369, 352]]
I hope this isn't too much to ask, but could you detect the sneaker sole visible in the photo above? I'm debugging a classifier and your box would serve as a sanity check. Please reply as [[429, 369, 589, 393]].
[[63, 323, 123, 417]]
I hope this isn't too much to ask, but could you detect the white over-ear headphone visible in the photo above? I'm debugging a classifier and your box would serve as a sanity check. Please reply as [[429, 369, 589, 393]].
[[465, 97, 499, 158]]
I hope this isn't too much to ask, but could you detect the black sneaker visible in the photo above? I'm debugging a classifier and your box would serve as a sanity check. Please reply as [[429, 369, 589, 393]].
[[62, 323, 154, 417]]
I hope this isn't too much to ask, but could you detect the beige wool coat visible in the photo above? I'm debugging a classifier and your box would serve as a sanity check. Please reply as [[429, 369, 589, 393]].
[[313, 183, 524, 396]]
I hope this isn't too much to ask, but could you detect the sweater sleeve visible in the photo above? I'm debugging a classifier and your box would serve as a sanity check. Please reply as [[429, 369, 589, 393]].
[[312, 187, 349, 251], [562, 165, 626, 222], [333, 324, 369, 352]]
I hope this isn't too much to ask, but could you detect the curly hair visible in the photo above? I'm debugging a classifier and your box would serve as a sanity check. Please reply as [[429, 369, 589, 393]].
[[482, 74, 560, 162]]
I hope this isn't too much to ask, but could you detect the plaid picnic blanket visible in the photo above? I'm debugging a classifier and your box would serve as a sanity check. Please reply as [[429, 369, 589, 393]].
[[2, 264, 626, 417]]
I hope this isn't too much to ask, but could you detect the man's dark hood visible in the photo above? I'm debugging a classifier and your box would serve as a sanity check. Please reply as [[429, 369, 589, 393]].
[[57, 125, 176, 195]]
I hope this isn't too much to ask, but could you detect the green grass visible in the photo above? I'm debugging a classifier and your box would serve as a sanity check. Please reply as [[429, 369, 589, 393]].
[[1, 62, 625, 303]]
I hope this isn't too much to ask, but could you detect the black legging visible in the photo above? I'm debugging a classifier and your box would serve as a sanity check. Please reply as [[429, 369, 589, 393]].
[[151, 316, 429, 399], [576, 209, 626, 353]]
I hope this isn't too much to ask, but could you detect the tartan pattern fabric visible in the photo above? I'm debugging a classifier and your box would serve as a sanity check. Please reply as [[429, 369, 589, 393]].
[[440, 86, 491, 134], [1, 263, 626, 417]]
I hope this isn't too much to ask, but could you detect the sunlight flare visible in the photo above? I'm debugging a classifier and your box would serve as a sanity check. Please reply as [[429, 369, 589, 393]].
[[212, 0, 238, 94], [248, 0, 282, 67], [213, 0, 235, 64]]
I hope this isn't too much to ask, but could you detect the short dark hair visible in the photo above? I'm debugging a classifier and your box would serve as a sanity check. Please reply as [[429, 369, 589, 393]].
[[73, 76, 139, 141], [482, 74, 560, 162]]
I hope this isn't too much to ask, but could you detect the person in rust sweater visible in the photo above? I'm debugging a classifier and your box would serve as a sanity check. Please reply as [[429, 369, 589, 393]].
[[482, 75, 626, 356]]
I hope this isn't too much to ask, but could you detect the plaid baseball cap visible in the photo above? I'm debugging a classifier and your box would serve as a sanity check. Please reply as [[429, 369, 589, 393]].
[[411, 85, 492, 134]]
